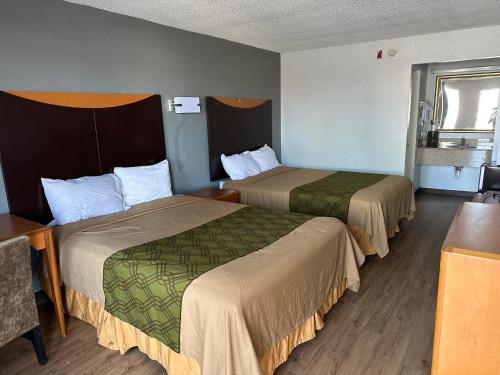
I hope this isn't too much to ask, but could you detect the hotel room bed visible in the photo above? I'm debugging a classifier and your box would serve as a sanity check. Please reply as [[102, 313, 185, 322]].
[[56, 194, 364, 375], [205, 96, 415, 258], [224, 166, 416, 258]]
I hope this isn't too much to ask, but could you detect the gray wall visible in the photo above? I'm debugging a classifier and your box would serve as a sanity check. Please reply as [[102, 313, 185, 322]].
[[0, 0, 280, 214]]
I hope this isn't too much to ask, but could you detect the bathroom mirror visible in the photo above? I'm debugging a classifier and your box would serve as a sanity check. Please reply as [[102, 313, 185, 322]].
[[434, 72, 500, 132]]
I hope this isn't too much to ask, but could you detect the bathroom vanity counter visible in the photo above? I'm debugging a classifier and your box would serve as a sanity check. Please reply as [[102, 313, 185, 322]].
[[416, 146, 492, 167]]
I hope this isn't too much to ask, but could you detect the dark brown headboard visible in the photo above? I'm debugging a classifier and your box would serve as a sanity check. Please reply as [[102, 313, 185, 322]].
[[0, 91, 165, 224], [206, 96, 272, 181]]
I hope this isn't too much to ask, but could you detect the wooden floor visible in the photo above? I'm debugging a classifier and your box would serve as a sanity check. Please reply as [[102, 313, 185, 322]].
[[0, 193, 467, 375]]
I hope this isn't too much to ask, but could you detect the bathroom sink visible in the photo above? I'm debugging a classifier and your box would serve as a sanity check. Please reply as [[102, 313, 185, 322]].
[[438, 144, 477, 149], [438, 142, 492, 150]]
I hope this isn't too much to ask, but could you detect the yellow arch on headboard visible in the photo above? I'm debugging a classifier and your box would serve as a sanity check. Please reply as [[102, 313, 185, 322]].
[[5, 91, 153, 109], [213, 96, 268, 109]]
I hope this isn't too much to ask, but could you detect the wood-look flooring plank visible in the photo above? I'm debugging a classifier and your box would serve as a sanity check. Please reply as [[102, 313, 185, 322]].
[[0, 193, 467, 375]]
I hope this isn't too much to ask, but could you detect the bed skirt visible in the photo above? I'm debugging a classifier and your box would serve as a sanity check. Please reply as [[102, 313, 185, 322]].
[[350, 206, 415, 257], [348, 225, 376, 256], [65, 278, 348, 375]]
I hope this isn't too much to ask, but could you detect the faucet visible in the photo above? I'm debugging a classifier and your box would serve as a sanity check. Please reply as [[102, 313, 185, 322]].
[[460, 138, 467, 148]]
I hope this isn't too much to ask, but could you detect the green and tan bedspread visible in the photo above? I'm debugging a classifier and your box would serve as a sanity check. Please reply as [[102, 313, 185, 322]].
[[224, 167, 416, 258], [56, 195, 364, 375], [289, 171, 387, 223], [102, 206, 312, 352]]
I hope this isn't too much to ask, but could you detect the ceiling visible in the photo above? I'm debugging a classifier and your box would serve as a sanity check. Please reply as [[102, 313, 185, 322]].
[[65, 0, 500, 52]]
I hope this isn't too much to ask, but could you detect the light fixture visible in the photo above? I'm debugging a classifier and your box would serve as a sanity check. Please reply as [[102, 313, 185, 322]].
[[167, 97, 201, 113]]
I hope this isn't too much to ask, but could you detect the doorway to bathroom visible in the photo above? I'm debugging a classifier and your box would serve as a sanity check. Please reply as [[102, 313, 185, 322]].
[[406, 57, 500, 194]]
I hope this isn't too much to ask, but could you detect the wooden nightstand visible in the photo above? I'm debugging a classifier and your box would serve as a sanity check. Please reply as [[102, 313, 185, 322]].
[[189, 188, 240, 203], [0, 214, 66, 337]]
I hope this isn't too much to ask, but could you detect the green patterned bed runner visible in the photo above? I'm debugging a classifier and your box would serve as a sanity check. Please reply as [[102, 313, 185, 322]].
[[289, 171, 387, 223], [103, 206, 312, 352]]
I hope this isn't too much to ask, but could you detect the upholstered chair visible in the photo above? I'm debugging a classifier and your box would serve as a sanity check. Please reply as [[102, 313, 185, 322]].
[[0, 236, 47, 364]]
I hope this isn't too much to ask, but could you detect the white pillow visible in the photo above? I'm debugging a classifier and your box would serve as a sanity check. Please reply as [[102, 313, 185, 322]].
[[221, 152, 261, 180], [41, 173, 127, 225], [114, 159, 173, 206], [247, 144, 280, 172]]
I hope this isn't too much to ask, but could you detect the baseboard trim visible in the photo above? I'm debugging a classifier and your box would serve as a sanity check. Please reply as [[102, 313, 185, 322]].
[[416, 187, 475, 198]]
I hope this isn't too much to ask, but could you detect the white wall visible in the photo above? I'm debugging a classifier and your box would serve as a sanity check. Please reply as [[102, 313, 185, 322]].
[[281, 25, 500, 176]]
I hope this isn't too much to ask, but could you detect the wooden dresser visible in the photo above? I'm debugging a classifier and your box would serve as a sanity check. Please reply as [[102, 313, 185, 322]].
[[432, 202, 500, 374]]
